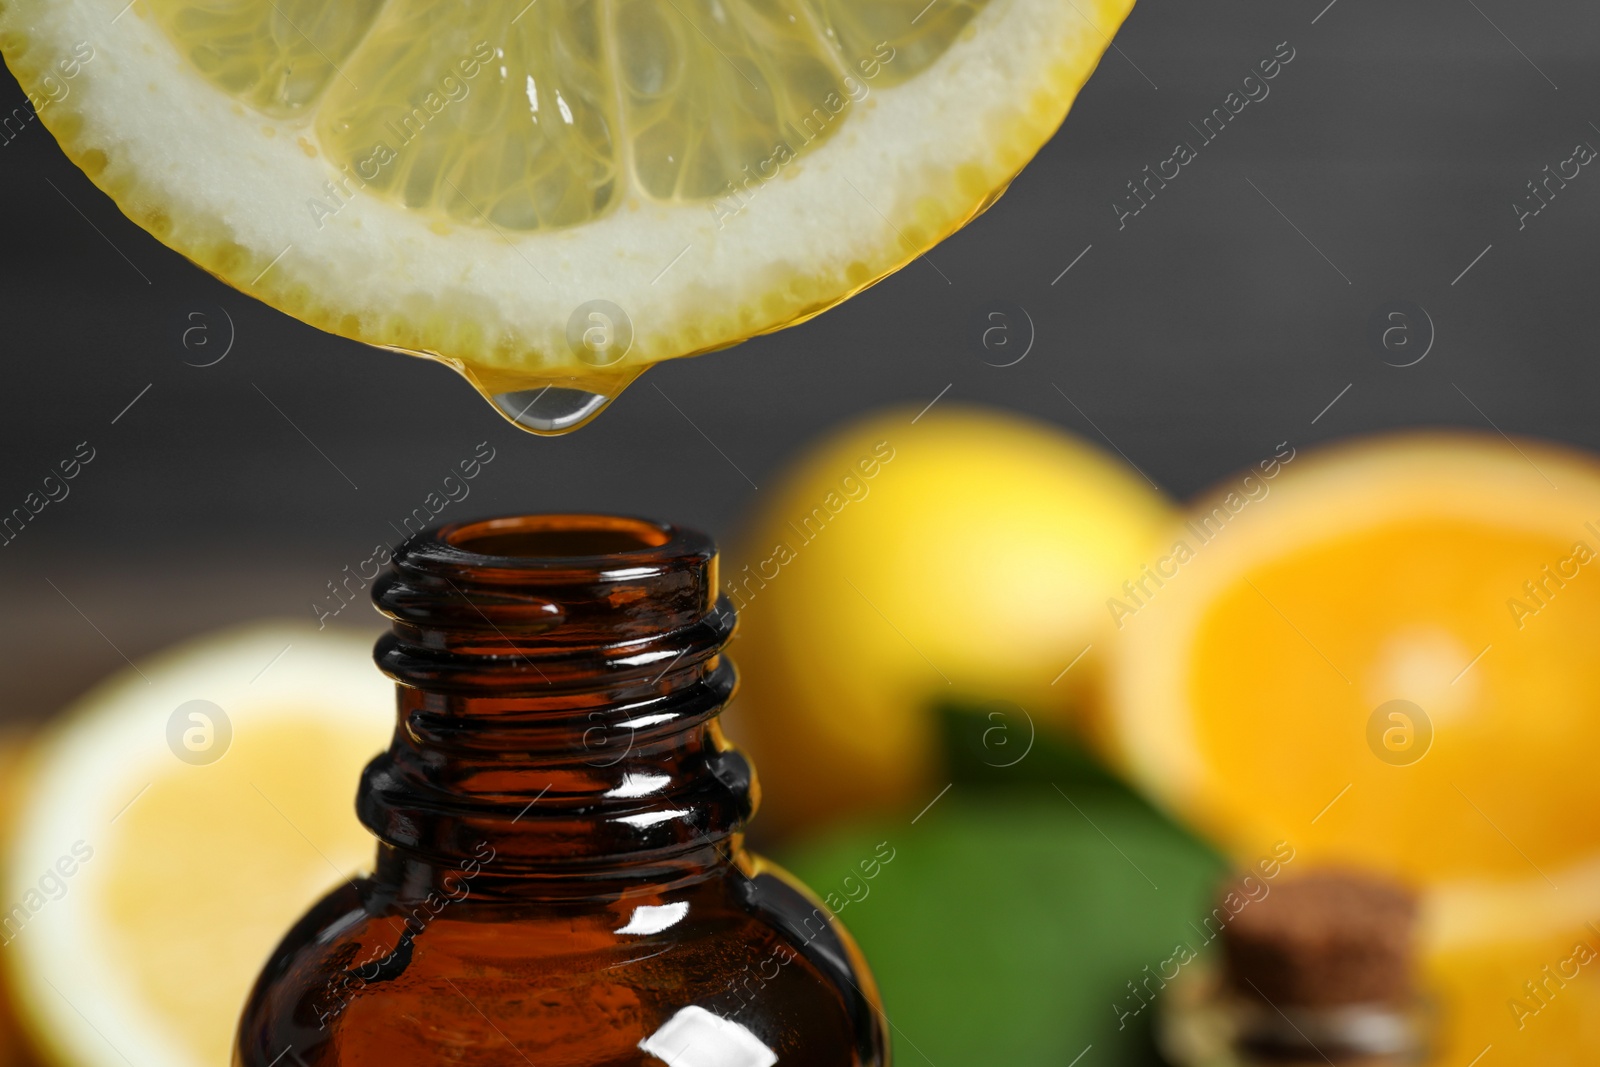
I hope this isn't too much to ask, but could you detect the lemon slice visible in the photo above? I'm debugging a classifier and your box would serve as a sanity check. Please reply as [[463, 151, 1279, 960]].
[[3, 623, 391, 1067], [0, 0, 1132, 432]]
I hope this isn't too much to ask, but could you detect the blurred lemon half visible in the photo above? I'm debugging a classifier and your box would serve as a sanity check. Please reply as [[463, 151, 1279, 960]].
[[3, 623, 390, 1067], [726, 405, 1175, 837], [0, 0, 1134, 430]]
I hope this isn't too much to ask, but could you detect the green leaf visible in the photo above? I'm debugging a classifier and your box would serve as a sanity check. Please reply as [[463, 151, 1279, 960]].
[[934, 699, 1140, 797], [777, 787, 1224, 1067]]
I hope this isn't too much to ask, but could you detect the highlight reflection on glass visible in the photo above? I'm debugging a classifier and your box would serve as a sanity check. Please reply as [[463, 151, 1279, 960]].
[[639, 1006, 779, 1067], [617, 902, 690, 936]]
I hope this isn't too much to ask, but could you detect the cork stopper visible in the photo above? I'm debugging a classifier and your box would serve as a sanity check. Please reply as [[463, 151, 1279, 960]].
[[1221, 870, 1418, 1007]]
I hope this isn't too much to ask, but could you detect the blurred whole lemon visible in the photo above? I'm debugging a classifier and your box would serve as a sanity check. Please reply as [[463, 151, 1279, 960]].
[[725, 405, 1174, 838]]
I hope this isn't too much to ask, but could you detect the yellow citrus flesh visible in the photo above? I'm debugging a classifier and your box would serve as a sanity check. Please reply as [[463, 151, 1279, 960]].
[[148, 0, 995, 226], [1424, 926, 1600, 1067], [3, 624, 391, 1067], [0, 0, 1132, 432], [101, 719, 379, 1065], [1108, 434, 1600, 882], [1420, 860, 1600, 1066], [1185, 516, 1600, 882], [146, 0, 387, 119], [1106, 433, 1600, 1067], [725, 406, 1175, 837]]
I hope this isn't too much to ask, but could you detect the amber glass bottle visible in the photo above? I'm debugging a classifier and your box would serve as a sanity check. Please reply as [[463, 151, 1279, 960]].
[[235, 514, 888, 1067]]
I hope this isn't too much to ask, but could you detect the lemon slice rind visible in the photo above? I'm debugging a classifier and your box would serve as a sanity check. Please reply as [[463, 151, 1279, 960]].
[[1, 0, 1131, 389]]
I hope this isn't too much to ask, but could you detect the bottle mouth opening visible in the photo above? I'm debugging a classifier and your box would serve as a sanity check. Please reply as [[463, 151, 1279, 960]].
[[376, 513, 728, 694], [443, 515, 674, 561]]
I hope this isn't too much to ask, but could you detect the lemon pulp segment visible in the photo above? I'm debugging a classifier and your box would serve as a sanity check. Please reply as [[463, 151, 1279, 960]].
[[145, 0, 994, 231]]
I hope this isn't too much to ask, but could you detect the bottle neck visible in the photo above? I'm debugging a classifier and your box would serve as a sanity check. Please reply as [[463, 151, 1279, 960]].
[[356, 515, 754, 899]]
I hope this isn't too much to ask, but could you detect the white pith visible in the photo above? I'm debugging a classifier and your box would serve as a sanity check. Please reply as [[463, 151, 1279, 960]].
[[0, 0, 1128, 378], [4, 624, 391, 1067]]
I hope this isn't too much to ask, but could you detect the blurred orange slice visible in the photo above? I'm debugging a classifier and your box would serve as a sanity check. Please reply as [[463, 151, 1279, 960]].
[[1106, 432, 1600, 883]]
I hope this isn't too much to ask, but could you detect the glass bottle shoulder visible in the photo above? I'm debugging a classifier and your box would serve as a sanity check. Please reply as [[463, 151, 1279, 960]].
[[236, 859, 886, 1067]]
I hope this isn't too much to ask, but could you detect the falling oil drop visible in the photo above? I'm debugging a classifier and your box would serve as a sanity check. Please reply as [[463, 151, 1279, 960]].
[[491, 386, 614, 434], [388, 343, 648, 436]]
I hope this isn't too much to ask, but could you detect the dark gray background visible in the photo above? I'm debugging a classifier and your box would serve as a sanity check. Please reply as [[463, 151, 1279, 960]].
[[2, 0, 1597, 722]]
